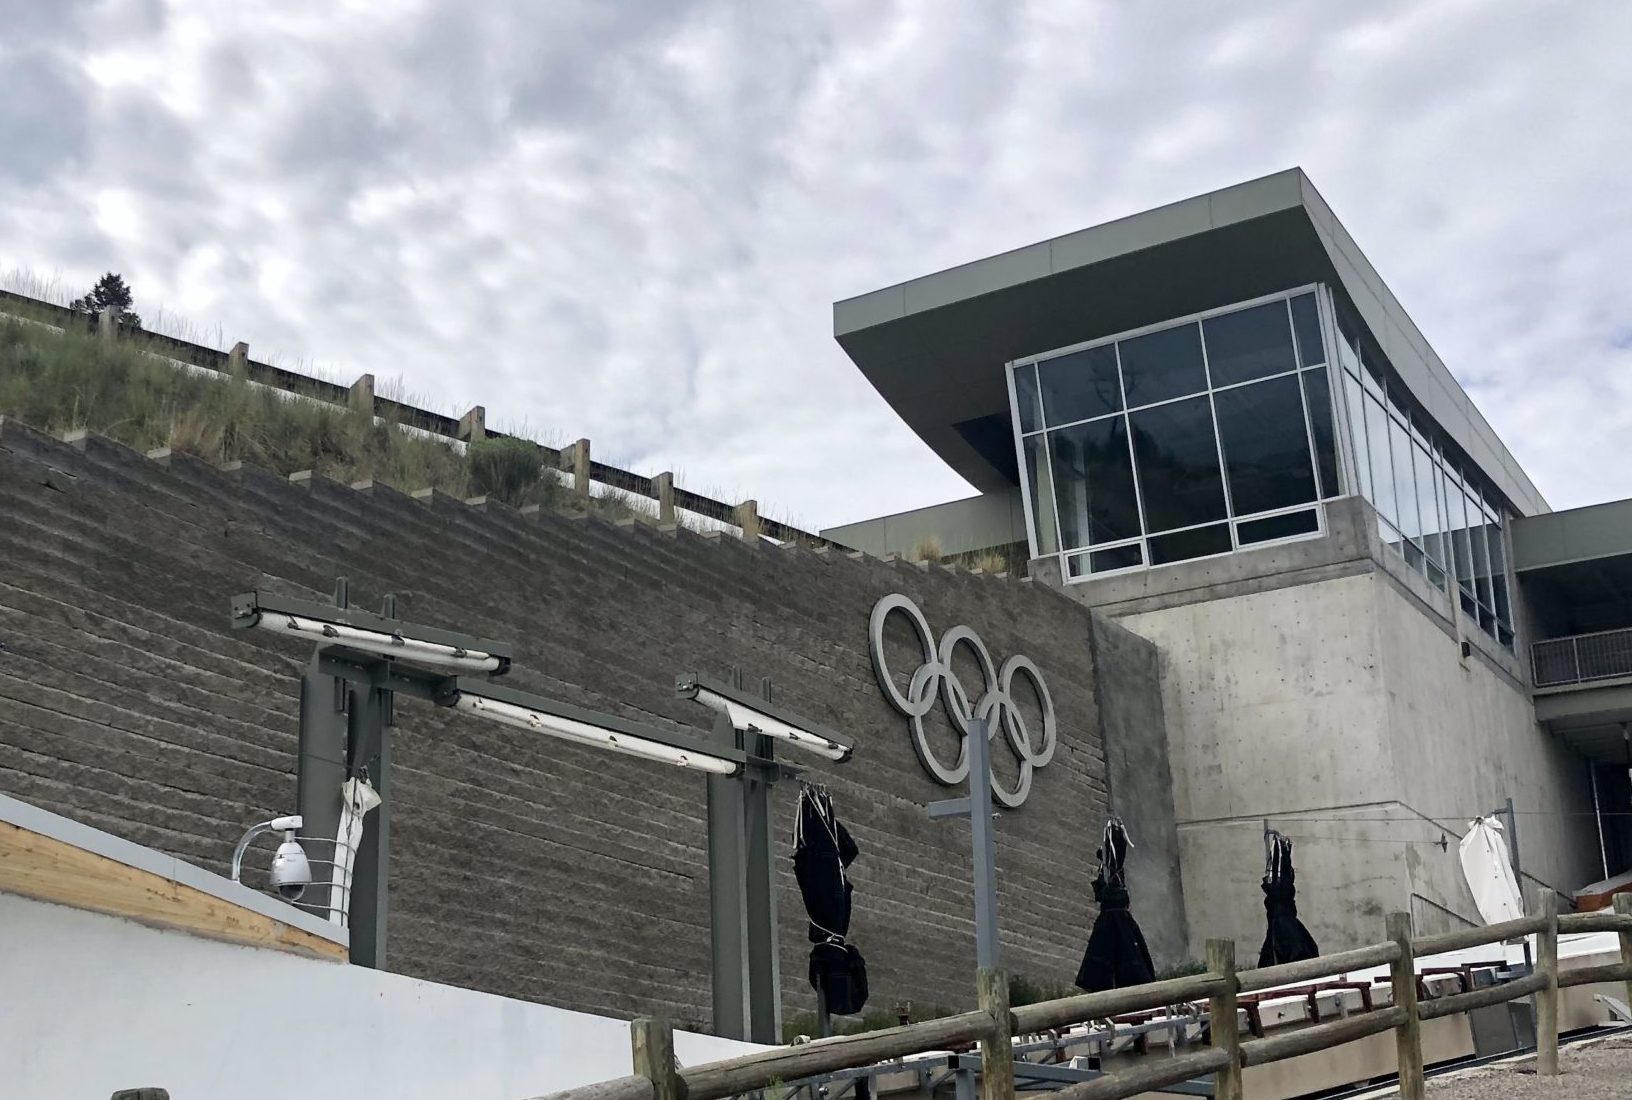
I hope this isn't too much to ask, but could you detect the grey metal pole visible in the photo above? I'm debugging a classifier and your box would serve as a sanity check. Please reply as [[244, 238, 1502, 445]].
[[295, 656, 346, 927], [742, 729, 781, 1045], [346, 680, 390, 968], [706, 710, 750, 1042], [968, 711, 1001, 972]]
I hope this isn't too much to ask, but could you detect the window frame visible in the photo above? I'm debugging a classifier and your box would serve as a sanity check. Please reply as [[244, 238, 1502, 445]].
[[1009, 285, 1331, 580]]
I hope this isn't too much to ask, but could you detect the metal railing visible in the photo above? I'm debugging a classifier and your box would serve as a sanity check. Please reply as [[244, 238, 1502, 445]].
[[528, 897, 1632, 1100], [1533, 626, 1632, 687]]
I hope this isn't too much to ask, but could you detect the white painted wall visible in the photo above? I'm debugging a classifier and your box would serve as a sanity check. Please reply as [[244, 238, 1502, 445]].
[[1120, 570, 1599, 959], [0, 892, 761, 1100]]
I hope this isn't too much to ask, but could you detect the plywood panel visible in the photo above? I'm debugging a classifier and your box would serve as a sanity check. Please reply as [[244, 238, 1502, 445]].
[[0, 820, 346, 961]]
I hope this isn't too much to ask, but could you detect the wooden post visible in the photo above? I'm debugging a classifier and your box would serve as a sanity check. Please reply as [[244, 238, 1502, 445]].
[[568, 437, 591, 497], [736, 499, 762, 542], [653, 471, 676, 524], [457, 405, 487, 444], [630, 1017, 681, 1100], [1536, 890, 1559, 1075], [976, 967, 1014, 1100], [1206, 939, 1242, 1100], [1617, 894, 1632, 1016], [349, 373, 376, 416], [1386, 911, 1425, 1100]]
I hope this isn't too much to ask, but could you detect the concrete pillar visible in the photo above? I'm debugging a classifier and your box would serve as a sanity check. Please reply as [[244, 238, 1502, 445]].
[[653, 471, 676, 524], [457, 405, 486, 444], [349, 373, 375, 416], [228, 341, 249, 376], [98, 309, 118, 340], [736, 499, 761, 542]]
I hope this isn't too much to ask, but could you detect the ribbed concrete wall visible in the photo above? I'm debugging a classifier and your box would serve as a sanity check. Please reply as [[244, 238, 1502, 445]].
[[0, 417, 1142, 1030]]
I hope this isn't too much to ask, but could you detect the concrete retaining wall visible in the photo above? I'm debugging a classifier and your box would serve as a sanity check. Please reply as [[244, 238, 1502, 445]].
[[0, 418, 1174, 1027]]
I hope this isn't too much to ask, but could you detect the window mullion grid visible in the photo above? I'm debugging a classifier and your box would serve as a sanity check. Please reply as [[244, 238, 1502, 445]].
[[1195, 324, 1238, 550], [1114, 341, 1150, 568]]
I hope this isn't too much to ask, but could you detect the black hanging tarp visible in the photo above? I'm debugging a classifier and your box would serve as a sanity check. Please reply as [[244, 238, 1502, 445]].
[[793, 784, 868, 1016], [1075, 818, 1156, 992], [1258, 833, 1319, 967]]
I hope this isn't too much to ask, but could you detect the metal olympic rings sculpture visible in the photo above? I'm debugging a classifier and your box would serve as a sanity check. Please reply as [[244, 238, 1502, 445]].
[[867, 593, 1057, 808]]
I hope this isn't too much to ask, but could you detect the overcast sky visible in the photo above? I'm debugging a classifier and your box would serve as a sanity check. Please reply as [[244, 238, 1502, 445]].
[[2, 0, 1628, 529]]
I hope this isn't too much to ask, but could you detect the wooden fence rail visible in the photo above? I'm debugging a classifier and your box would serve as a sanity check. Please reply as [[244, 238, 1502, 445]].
[[0, 290, 840, 548], [531, 893, 1632, 1100]]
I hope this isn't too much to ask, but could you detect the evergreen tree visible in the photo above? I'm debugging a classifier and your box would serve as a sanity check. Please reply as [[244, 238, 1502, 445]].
[[69, 272, 142, 329]]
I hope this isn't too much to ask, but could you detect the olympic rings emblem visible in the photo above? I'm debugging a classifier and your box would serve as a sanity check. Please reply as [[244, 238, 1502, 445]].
[[867, 593, 1056, 808]]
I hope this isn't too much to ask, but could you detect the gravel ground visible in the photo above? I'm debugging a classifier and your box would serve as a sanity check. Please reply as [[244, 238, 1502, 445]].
[[1408, 1038, 1632, 1098]]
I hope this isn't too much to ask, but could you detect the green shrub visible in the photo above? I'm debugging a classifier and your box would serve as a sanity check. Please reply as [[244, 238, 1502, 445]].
[[469, 436, 545, 507]]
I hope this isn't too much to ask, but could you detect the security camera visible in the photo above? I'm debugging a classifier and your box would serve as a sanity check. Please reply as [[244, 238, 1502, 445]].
[[269, 833, 313, 901], [230, 813, 313, 903]]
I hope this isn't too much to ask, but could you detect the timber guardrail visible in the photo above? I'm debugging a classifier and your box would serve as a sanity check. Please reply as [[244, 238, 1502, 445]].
[[0, 289, 841, 548], [530, 893, 1632, 1100]]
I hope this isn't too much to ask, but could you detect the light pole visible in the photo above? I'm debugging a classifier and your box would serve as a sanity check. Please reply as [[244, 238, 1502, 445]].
[[236, 583, 852, 1044], [927, 710, 1001, 970]]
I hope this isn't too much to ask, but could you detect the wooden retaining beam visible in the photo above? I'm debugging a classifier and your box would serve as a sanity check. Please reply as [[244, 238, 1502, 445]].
[[1011, 973, 1228, 1033], [1050, 1049, 1231, 1100], [1237, 942, 1401, 994], [1417, 971, 1547, 1022], [536, 897, 1623, 1100], [681, 1009, 997, 1100]]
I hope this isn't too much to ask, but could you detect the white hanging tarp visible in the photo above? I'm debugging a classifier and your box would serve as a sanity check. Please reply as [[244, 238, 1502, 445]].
[[332, 777, 382, 926], [1459, 815, 1524, 925]]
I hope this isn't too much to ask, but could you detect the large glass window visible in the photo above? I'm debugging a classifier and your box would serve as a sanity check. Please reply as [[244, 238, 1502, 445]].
[[1048, 417, 1139, 549], [1013, 364, 1042, 433], [1388, 413, 1419, 564], [1014, 283, 1517, 649], [1022, 435, 1058, 555], [1363, 395, 1398, 529], [1214, 375, 1317, 515], [1202, 301, 1299, 387], [1290, 293, 1324, 368], [1342, 371, 1373, 500], [1301, 368, 1341, 500], [1130, 395, 1228, 532], [1323, 290, 1516, 650], [1038, 345, 1121, 424], [1011, 289, 1331, 578], [1119, 322, 1207, 407]]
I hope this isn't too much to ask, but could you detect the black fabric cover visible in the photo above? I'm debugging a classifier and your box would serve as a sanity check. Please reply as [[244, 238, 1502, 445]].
[[1075, 820, 1156, 992], [794, 787, 869, 1016], [1258, 836, 1319, 967]]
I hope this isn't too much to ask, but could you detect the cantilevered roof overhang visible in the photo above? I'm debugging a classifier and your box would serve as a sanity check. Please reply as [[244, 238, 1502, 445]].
[[834, 168, 1547, 517]]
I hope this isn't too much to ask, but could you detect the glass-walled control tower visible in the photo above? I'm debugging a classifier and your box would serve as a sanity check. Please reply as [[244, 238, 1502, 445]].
[[1007, 284, 1518, 649]]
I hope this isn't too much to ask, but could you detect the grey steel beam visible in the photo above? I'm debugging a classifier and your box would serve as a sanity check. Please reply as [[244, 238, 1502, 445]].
[[231, 590, 514, 670]]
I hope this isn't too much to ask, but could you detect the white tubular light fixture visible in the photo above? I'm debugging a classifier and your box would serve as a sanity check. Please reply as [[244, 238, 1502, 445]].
[[688, 684, 852, 763], [453, 693, 740, 776], [255, 612, 503, 673]]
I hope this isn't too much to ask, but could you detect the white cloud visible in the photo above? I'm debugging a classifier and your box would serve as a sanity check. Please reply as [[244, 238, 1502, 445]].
[[0, 0, 1628, 525]]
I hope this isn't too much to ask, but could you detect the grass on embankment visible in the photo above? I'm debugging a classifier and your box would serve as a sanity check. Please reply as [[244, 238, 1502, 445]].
[[0, 315, 644, 518]]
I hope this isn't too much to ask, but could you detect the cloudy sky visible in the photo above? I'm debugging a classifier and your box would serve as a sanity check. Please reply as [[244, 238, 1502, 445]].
[[2, 0, 1628, 529]]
